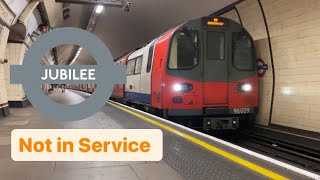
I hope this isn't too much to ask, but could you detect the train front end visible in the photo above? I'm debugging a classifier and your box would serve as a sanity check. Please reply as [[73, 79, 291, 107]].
[[161, 17, 258, 130]]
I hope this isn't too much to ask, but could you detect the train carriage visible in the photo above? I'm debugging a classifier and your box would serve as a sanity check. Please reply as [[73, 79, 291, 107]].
[[113, 54, 129, 99], [112, 16, 258, 130]]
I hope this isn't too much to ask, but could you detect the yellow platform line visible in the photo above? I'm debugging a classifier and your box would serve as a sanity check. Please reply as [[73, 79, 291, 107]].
[[108, 102, 289, 180]]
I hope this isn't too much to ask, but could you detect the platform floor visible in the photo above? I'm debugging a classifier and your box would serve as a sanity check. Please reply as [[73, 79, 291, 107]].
[[0, 90, 318, 180]]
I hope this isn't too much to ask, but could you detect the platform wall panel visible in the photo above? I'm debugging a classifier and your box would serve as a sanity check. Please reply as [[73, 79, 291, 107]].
[[262, 0, 320, 132], [0, 25, 9, 105], [4, 43, 26, 101], [221, 0, 320, 132]]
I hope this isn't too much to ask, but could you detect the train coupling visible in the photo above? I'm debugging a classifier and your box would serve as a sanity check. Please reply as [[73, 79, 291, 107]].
[[203, 117, 239, 130]]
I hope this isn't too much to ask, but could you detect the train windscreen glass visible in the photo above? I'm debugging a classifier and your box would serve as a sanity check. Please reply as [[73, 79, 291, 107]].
[[207, 31, 224, 60], [206, 32, 225, 60], [168, 31, 198, 69], [232, 31, 255, 70]]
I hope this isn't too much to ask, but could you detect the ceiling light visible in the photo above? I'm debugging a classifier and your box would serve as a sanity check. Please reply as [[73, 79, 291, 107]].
[[96, 5, 104, 14]]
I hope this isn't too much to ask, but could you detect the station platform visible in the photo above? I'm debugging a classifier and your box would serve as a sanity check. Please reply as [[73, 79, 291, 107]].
[[0, 90, 319, 180]]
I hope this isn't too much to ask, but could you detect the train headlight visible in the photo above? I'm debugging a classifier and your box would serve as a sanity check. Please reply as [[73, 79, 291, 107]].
[[173, 83, 193, 92], [238, 83, 252, 92], [173, 84, 183, 92]]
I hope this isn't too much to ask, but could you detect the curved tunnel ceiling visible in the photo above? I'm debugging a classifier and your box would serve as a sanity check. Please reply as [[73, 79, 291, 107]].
[[47, 0, 238, 65]]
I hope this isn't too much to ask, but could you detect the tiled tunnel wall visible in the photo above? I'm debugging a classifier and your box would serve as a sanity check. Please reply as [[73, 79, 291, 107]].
[[0, 25, 9, 106], [0, 0, 33, 112], [222, 0, 320, 132], [264, 0, 320, 132], [4, 43, 27, 102]]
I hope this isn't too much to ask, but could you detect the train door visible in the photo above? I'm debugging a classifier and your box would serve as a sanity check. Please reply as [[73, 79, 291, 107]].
[[134, 56, 143, 94], [202, 31, 229, 106], [126, 55, 142, 101], [140, 40, 157, 104]]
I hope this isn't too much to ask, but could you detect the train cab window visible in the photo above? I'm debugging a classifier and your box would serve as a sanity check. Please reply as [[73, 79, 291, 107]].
[[232, 30, 254, 70], [206, 32, 225, 60], [135, 56, 143, 74], [146, 43, 155, 73], [126, 59, 136, 75], [168, 31, 198, 69]]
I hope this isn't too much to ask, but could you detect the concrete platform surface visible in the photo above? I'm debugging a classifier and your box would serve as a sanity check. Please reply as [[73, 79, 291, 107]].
[[0, 90, 184, 180], [0, 90, 318, 180]]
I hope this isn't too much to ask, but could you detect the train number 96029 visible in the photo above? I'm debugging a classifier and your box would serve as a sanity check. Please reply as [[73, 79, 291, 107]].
[[233, 108, 251, 114]]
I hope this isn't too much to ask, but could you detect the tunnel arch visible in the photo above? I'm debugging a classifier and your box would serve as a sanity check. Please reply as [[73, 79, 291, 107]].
[[8, 22, 27, 42]]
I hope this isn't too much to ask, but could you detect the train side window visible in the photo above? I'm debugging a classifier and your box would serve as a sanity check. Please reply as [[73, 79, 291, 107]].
[[146, 44, 155, 73], [168, 31, 198, 69], [126, 59, 136, 75], [206, 32, 225, 60], [135, 56, 143, 74]]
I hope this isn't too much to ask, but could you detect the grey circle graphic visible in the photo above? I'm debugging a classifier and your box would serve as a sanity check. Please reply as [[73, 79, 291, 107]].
[[10, 28, 126, 121]]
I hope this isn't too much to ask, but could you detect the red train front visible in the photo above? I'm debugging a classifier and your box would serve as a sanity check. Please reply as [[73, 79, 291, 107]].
[[112, 16, 258, 130]]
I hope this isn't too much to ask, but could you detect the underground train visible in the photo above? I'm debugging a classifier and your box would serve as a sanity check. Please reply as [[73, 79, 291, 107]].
[[67, 84, 96, 93], [71, 16, 259, 130]]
